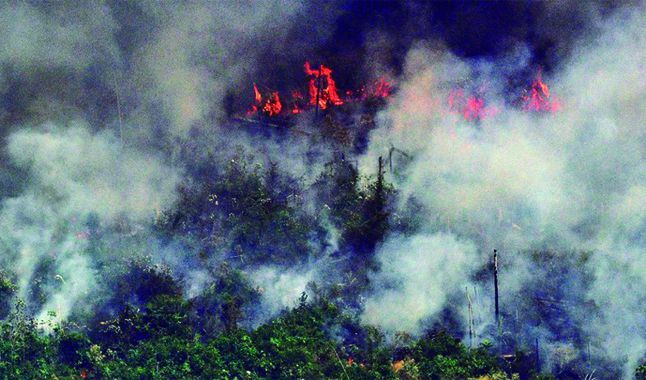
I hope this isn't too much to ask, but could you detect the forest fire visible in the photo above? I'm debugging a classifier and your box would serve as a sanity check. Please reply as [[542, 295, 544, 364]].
[[247, 83, 282, 116], [304, 61, 344, 109], [2, 2, 641, 379], [448, 89, 498, 121], [245, 63, 560, 122], [246, 61, 394, 118], [522, 71, 562, 113]]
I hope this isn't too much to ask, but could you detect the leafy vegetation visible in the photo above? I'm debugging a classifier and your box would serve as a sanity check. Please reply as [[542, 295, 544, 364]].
[[0, 113, 635, 379], [0, 295, 534, 380]]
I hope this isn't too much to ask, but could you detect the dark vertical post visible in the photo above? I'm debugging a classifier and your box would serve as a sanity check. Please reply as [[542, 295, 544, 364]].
[[493, 249, 500, 327], [466, 286, 473, 348], [113, 72, 124, 144], [535, 338, 540, 373]]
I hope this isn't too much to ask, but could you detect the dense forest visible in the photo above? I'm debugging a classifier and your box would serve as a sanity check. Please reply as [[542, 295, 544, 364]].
[[0, 118, 580, 379], [0, 1, 644, 379]]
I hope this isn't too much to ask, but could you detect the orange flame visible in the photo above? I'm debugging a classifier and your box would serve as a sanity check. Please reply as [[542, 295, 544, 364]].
[[304, 61, 344, 109], [253, 83, 262, 104], [522, 71, 561, 113], [262, 91, 282, 116], [290, 90, 304, 114], [247, 84, 282, 116], [245, 62, 395, 118], [247, 83, 262, 115]]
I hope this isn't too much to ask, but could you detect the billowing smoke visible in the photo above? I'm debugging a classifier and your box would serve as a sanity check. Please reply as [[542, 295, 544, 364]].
[[362, 233, 478, 334], [359, 4, 644, 376], [250, 265, 317, 321], [0, 123, 180, 322], [0, 1, 327, 322]]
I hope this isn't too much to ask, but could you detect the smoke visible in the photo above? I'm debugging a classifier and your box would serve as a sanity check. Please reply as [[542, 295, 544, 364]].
[[0, 123, 180, 322], [0, 2, 120, 71], [250, 265, 317, 323], [362, 233, 478, 334], [130, 1, 302, 139], [0, 0, 337, 326], [359, 4, 644, 376], [0, 0, 642, 376]]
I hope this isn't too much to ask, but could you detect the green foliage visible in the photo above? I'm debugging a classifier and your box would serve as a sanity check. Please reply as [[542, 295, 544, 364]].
[[96, 336, 228, 380], [0, 301, 75, 379], [142, 295, 192, 340], [411, 331, 499, 379], [0, 294, 515, 380], [251, 301, 343, 378], [110, 256, 182, 307], [313, 156, 393, 279], [0, 270, 16, 317], [158, 152, 318, 265], [192, 263, 260, 335], [211, 330, 268, 378], [0, 144, 573, 380], [636, 362, 646, 380]]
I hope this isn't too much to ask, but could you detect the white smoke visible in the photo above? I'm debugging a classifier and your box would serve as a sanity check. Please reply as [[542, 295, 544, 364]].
[[250, 265, 317, 322], [0, 123, 180, 323], [0, 2, 120, 71], [360, 4, 645, 376], [362, 233, 478, 334], [129, 1, 309, 141], [0, 0, 328, 324]]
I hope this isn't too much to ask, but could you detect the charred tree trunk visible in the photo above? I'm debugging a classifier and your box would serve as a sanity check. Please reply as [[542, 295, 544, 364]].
[[493, 249, 500, 327]]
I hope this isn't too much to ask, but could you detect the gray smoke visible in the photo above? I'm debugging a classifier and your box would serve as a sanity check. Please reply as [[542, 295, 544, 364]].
[[359, 4, 644, 376], [0, 123, 180, 323], [0, 0, 325, 323]]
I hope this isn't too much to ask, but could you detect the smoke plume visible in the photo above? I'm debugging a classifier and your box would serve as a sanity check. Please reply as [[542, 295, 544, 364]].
[[359, 4, 644, 376]]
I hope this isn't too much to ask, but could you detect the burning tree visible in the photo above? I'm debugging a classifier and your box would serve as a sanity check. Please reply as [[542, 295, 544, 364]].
[[304, 61, 344, 110], [522, 70, 562, 113]]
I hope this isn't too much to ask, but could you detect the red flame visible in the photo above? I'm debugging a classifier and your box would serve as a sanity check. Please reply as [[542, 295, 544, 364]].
[[304, 61, 344, 109], [522, 71, 561, 113], [246, 83, 262, 114], [290, 90, 304, 114], [242, 63, 564, 121], [245, 62, 395, 118], [254, 83, 262, 104], [371, 77, 393, 98], [262, 91, 282, 116], [247, 84, 282, 116], [448, 89, 497, 121]]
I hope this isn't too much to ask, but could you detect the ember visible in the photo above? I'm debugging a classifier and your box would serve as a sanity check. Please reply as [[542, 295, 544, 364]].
[[369, 77, 393, 99]]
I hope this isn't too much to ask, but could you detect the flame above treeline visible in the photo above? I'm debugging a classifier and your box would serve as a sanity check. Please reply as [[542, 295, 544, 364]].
[[247, 61, 393, 117], [521, 70, 562, 113], [246, 62, 560, 120]]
